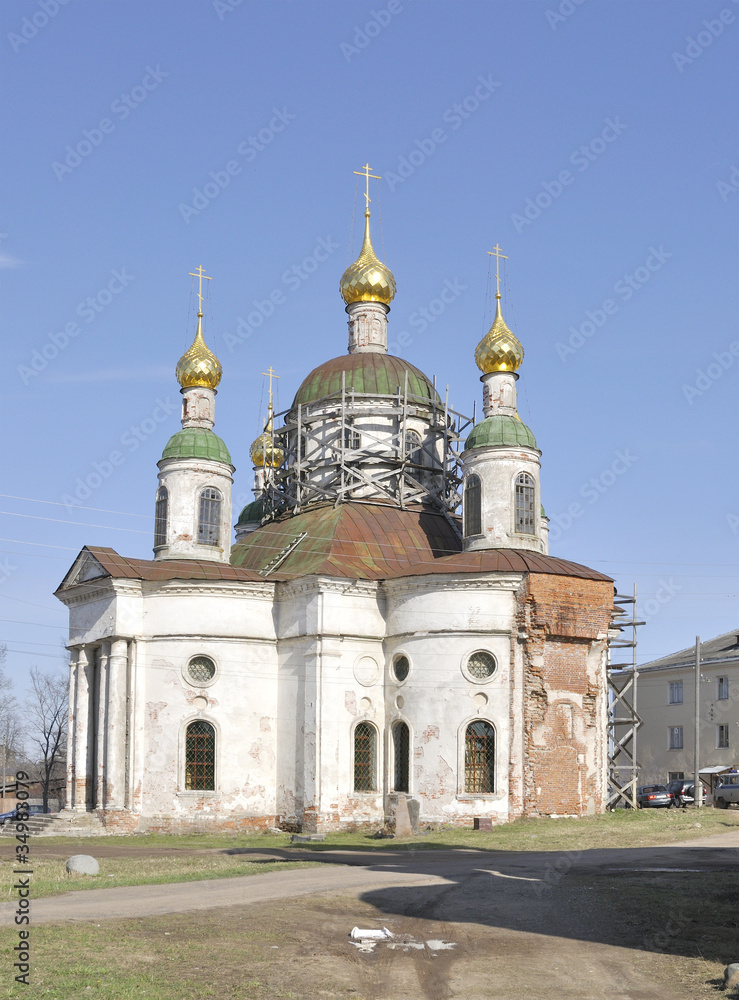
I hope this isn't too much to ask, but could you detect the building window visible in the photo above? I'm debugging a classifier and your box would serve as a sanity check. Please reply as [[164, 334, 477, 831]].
[[718, 724, 730, 749], [514, 473, 535, 534], [718, 676, 729, 701], [154, 486, 168, 548], [354, 722, 377, 792], [668, 771, 684, 781], [404, 429, 422, 465], [668, 726, 683, 750], [464, 475, 482, 537], [198, 488, 222, 546], [466, 650, 497, 681], [344, 426, 361, 451], [187, 656, 216, 684], [392, 655, 410, 683], [464, 721, 495, 793], [669, 680, 683, 704], [393, 722, 410, 793], [185, 721, 215, 790]]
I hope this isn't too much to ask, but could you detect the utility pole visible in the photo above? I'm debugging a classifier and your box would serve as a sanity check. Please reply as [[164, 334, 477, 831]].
[[694, 636, 702, 809]]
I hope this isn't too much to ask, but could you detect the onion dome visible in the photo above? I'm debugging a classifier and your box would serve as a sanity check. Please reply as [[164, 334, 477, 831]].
[[249, 406, 284, 469], [236, 497, 265, 526], [474, 294, 524, 374], [340, 211, 396, 306], [161, 427, 232, 465], [176, 312, 223, 389]]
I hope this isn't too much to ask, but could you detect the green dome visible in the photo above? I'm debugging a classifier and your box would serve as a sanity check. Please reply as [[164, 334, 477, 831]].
[[293, 354, 439, 407], [465, 414, 538, 451], [161, 428, 232, 465], [236, 498, 265, 525]]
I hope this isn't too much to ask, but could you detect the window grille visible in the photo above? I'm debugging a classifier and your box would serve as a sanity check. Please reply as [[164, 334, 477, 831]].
[[669, 680, 683, 704], [668, 771, 684, 781], [467, 651, 496, 680], [187, 656, 216, 683], [154, 487, 168, 548], [718, 724, 729, 749], [393, 655, 410, 682], [514, 473, 535, 534], [464, 475, 482, 537], [668, 726, 683, 750], [404, 429, 422, 465], [353, 722, 377, 792], [344, 426, 361, 451], [393, 722, 410, 793], [185, 721, 215, 790], [198, 488, 221, 546], [465, 721, 495, 793], [718, 676, 729, 701]]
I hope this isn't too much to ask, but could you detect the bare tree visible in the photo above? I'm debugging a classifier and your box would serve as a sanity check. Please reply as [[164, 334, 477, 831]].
[[25, 667, 68, 812], [0, 646, 22, 798]]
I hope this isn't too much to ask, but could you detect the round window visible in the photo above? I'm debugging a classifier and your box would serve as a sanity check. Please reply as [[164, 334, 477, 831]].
[[393, 655, 410, 683], [466, 651, 496, 680], [187, 656, 216, 684]]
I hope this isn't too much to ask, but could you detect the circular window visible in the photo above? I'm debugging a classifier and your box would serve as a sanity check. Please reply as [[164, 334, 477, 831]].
[[466, 651, 496, 680], [187, 656, 216, 684], [393, 655, 410, 683]]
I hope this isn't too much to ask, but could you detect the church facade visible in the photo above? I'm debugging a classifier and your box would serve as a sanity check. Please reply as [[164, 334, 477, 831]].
[[57, 192, 614, 833]]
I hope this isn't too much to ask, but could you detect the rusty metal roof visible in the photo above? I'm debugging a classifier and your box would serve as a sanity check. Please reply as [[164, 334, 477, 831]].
[[230, 503, 612, 583]]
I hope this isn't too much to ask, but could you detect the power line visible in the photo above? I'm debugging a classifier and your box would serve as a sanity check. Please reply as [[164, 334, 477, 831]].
[[0, 511, 148, 535], [0, 494, 151, 519]]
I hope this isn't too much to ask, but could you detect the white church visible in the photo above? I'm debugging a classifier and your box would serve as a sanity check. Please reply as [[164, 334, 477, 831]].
[[57, 179, 614, 833]]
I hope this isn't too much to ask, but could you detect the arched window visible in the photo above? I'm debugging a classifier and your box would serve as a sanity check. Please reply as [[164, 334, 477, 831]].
[[393, 722, 410, 793], [514, 473, 535, 535], [154, 486, 168, 548], [464, 474, 482, 537], [198, 487, 222, 546], [344, 426, 361, 451], [185, 721, 215, 790], [465, 721, 495, 793], [354, 721, 377, 792], [404, 429, 422, 465]]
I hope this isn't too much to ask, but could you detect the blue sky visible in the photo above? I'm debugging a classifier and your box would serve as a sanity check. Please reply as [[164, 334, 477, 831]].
[[2, 0, 739, 684]]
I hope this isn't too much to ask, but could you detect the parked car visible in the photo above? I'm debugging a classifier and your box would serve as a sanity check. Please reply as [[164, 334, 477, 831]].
[[666, 779, 706, 807], [0, 805, 51, 826], [637, 784, 675, 808], [714, 775, 739, 809]]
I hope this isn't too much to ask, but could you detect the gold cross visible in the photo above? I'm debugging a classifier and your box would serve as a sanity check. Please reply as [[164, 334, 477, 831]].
[[189, 265, 212, 313], [486, 243, 508, 296], [261, 366, 280, 406], [353, 162, 381, 212]]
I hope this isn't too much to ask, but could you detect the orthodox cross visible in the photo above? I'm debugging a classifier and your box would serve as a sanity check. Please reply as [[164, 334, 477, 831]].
[[353, 162, 381, 212], [261, 366, 280, 409], [486, 243, 508, 296], [189, 265, 212, 313]]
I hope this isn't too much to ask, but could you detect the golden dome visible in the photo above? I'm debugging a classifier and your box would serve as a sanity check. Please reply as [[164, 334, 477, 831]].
[[474, 295, 524, 373], [340, 211, 396, 306], [249, 406, 284, 469], [176, 313, 222, 389]]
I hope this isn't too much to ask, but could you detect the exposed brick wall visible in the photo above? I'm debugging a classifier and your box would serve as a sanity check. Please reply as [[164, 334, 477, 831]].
[[515, 574, 613, 819]]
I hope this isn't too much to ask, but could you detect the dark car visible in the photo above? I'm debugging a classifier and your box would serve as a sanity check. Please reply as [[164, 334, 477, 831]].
[[637, 784, 674, 808], [666, 779, 705, 807], [0, 805, 50, 826]]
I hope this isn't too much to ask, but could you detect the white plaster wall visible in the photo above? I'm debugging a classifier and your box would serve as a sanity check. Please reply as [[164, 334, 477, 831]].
[[156, 457, 234, 562], [462, 446, 546, 553]]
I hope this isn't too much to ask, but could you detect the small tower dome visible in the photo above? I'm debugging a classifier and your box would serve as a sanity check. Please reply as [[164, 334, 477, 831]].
[[340, 211, 396, 306]]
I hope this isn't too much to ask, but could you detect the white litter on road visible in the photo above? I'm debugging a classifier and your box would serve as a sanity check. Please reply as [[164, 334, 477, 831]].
[[350, 927, 394, 940]]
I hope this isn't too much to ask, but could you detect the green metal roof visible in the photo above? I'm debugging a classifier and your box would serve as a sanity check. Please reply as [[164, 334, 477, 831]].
[[293, 354, 440, 407], [161, 428, 232, 465], [236, 498, 266, 525], [465, 414, 538, 451]]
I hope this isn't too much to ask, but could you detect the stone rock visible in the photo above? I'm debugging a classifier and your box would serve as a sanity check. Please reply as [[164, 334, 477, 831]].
[[66, 854, 99, 876], [406, 797, 420, 835], [395, 795, 413, 837], [725, 964, 739, 989]]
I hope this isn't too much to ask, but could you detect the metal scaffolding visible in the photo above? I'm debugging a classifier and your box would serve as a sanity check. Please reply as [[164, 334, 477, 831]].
[[259, 372, 475, 525], [607, 585, 643, 809]]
